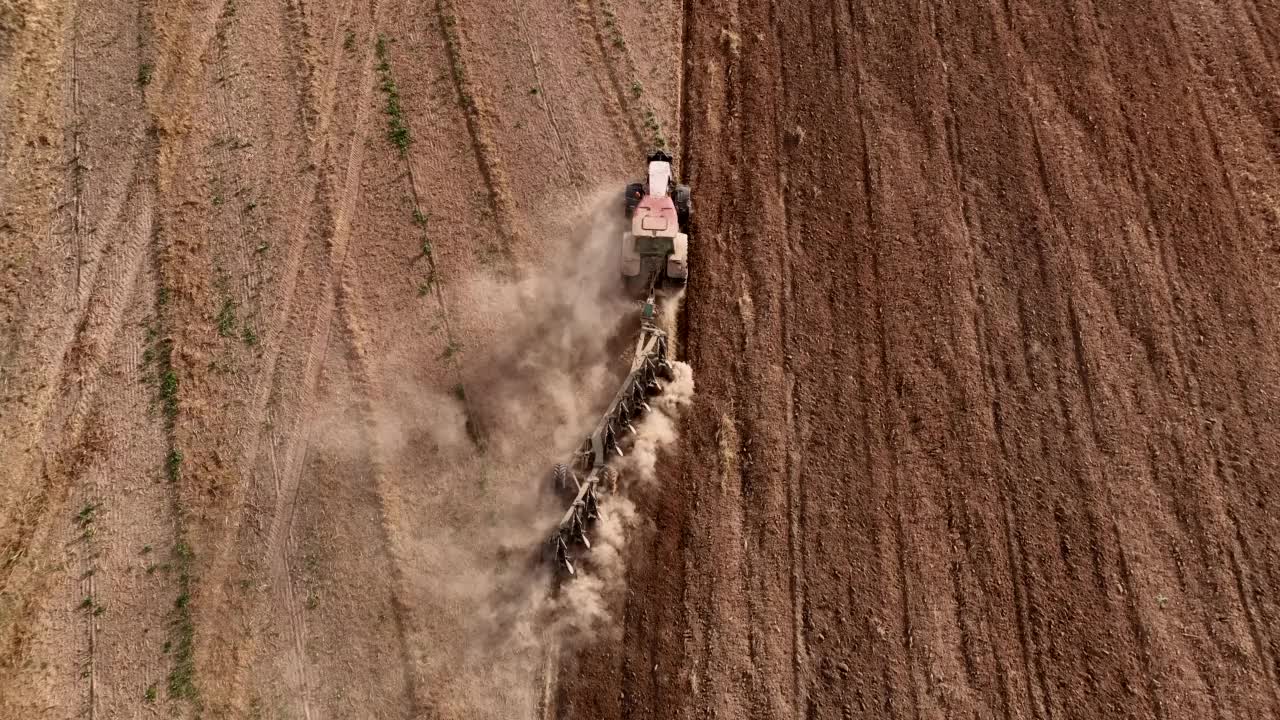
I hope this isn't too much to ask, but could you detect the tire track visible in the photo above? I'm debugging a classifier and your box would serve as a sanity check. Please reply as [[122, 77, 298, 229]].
[[51, 180, 155, 449], [226, 4, 358, 714], [770, 10, 807, 711], [45, 0, 154, 444], [312, 13, 421, 716], [215, 1, 388, 712], [256, 14, 384, 715], [208, 0, 269, 334], [332, 248, 424, 718], [571, 0, 645, 153], [0, 0, 157, 691], [203, 0, 360, 489], [74, 488, 100, 720], [592, 0, 671, 151], [67, 18, 84, 310], [510, 0, 581, 202], [436, 0, 521, 260]]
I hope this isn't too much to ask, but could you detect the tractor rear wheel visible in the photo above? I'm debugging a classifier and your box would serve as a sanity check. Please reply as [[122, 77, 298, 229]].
[[675, 184, 692, 228], [624, 182, 644, 218]]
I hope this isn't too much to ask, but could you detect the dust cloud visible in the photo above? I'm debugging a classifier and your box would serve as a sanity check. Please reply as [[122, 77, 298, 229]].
[[618, 360, 694, 488], [340, 188, 695, 719]]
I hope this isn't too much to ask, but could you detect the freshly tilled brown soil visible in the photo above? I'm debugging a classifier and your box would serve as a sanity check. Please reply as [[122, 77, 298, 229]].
[[559, 0, 1280, 718]]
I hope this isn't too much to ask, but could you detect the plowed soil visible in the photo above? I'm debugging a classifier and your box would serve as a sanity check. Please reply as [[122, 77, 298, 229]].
[[3, 0, 1280, 718]]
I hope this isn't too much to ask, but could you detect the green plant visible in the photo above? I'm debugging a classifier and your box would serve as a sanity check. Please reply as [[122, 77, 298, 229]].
[[76, 502, 98, 525], [79, 596, 93, 610], [212, 194, 224, 206], [137, 64, 153, 87], [217, 297, 236, 337], [165, 449, 183, 483], [417, 280, 433, 297], [142, 544, 152, 554], [159, 367, 178, 424], [631, 80, 643, 98], [145, 684, 157, 703], [168, 550, 197, 701], [93, 603, 106, 617], [413, 208, 428, 226], [343, 29, 355, 50], [375, 36, 412, 153], [241, 324, 258, 347]]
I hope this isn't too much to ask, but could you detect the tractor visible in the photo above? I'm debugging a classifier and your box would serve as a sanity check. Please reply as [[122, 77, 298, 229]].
[[622, 150, 691, 295]]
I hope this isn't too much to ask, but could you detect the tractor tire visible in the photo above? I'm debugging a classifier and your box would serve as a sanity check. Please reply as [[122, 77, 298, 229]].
[[675, 184, 692, 228], [624, 182, 644, 218]]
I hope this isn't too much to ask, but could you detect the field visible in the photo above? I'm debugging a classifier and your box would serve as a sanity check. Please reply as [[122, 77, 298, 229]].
[[3, 0, 1280, 718]]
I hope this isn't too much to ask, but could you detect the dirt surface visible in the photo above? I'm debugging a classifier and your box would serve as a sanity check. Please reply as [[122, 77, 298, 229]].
[[3, 0, 1280, 718]]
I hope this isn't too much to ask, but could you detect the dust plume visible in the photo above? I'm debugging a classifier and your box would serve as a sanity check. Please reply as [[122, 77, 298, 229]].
[[332, 187, 694, 719], [618, 360, 695, 488]]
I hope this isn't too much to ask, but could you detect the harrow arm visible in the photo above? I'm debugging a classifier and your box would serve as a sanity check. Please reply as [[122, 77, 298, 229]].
[[546, 293, 672, 576]]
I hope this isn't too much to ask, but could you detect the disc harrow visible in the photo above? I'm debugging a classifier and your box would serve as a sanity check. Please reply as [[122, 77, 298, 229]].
[[546, 298, 673, 576]]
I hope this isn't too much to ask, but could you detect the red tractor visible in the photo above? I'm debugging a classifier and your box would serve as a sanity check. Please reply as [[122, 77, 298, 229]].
[[622, 151, 691, 295]]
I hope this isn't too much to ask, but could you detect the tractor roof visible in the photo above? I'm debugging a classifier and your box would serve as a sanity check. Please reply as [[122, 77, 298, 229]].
[[648, 161, 672, 198]]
